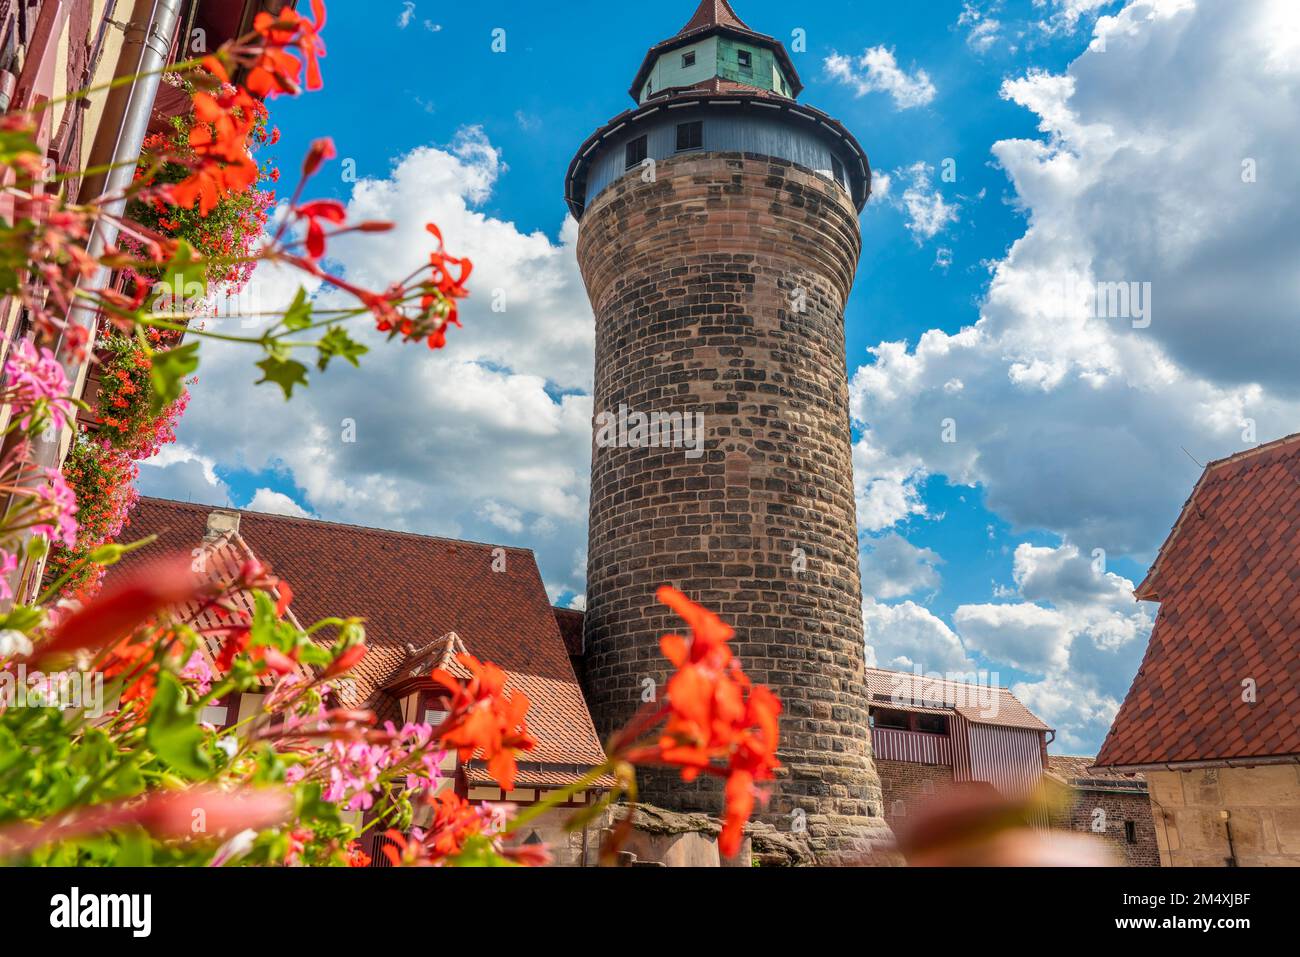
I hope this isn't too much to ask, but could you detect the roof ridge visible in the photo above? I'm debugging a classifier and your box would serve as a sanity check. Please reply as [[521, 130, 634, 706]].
[[866, 665, 1011, 692], [136, 496, 539, 556], [1202, 430, 1300, 471], [1136, 431, 1300, 599]]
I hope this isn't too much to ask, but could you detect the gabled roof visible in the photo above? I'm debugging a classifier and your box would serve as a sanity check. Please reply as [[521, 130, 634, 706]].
[[181, 530, 310, 687], [865, 667, 1052, 733], [1095, 433, 1300, 769], [381, 631, 472, 696], [113, 498, 608, 780], [1045, 754, 1146, 788]]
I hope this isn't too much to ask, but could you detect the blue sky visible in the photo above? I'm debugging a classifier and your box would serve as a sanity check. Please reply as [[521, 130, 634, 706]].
[[140, 0, 1300, 755]]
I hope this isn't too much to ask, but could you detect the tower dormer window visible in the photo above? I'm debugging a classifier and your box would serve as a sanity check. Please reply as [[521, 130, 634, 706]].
[[737, 49, 752, 72], [682, 51, 695, 68], [676, 121, 703, 152], [625, 135, 648, 170]]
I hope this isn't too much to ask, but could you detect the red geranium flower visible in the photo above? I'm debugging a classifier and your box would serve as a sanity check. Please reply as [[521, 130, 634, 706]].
[[430, 653, 536, 792], [248, 0, 327, 97], [294, 199, 347, 259], [620, 586, 783, 858], [167, 154, 258, 215]]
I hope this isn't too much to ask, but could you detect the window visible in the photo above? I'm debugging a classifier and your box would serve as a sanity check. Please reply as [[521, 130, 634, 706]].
[[625, 134, 647, 169], [1124, 820, 1137, 844], [831, 155, 846, 187], [424, 708, 449, 727], [681, 51, 695, 68], [737, 49, 752, 71], [676, 121, 702, 152], [871, 708, 910, 730], [200, 704, 229, 727], [915, 713, 948, 735]]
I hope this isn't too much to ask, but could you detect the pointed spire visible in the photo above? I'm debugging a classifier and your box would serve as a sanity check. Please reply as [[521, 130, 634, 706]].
[[678, 0, 750, 35]]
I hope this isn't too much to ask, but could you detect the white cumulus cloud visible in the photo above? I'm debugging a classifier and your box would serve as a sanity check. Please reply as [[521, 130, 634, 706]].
[[139, 128, 595, 600], [850, 0, 1300, 561], [824, 46, 937, 109]]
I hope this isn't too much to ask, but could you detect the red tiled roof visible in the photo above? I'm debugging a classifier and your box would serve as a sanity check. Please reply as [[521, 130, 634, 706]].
[[678, 0, 750, 34], [553, 607, 584, 658], [1046, 754, 1145, 784], [865, 667, 1052, 732], [180, 531, 310, 688], [1095, 433, 1300, 768], [465, 764, 617, 788], [113, 498, 608, 778]]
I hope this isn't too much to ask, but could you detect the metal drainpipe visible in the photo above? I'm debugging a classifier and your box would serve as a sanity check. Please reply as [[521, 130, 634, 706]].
[[1222, 810, 1238, 867], [3, 0, 185, 603]]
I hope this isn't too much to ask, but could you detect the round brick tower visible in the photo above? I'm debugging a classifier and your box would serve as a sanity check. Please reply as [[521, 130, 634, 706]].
[[567, 0, 893, 861]]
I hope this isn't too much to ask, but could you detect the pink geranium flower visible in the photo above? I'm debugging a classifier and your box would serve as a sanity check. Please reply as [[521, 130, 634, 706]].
[[0, 551, 16, 603], [2, 340, 75, 431], [32, 468, 79, 549]]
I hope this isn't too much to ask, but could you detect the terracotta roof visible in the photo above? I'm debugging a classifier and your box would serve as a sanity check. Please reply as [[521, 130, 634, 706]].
[[1046, 754, 1146, 787], [1096, 433, 1300, 769], [465, 764, 617, 788], [865, 668, 1053, 732], [113, 498, 608, 780], [179, 531, 310, 687], [553, 607, 584, 658], [678, 0, 750, 34]]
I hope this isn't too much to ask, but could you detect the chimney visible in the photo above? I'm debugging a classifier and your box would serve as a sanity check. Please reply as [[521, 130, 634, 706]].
[[204, 509, 241, 542]]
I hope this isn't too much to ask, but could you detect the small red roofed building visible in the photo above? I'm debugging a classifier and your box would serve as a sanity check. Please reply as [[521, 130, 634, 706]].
[[1043, 756, 1159, 866], [113, 497, 611, 866], [865, 667, 1054, 827], [1095, 433, 1300, 866]]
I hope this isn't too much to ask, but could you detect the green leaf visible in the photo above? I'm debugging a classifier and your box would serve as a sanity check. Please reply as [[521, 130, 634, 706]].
[[315, 326, 369, 372], [0, 604, 43, 634], [155, 239, 208, 312], [115, 825, 155, 866], [149, 341, 201, 414], [296, 782, 342, 827], [146, 672, 212, 781], [255, 355, 310, 399], [0, 127, 41, 167], [448, 833, 518, 867], [282, 286, 313, 331]]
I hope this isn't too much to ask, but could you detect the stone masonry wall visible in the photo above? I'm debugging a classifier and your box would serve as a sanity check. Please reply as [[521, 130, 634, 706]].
[[577, 152, 892, 862], [1051, 786, 1161, 867], [1146, 765, 1300, 866], [876, 760, 956, 832]]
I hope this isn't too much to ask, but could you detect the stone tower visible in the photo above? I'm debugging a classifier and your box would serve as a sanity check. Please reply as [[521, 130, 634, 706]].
[[567, 0, 892, 861]]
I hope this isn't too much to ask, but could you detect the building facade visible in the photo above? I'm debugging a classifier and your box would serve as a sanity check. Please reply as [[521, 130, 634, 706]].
[[114, 498, 613, 866], [568, 0, 888, 861], [865, 667, 1054, 830], [0, 0, 291, 600], [1044, 756, 1159, 867], [1095, 433, 1300, 866]]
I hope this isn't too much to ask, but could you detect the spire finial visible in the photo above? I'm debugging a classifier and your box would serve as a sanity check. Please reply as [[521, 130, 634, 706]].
[[678, 0, 750, 35]]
